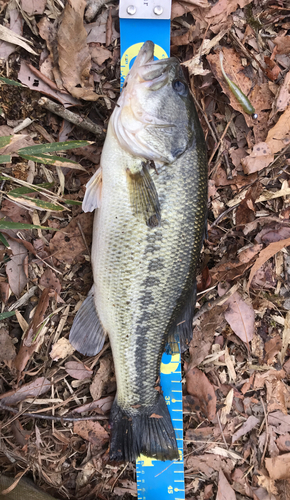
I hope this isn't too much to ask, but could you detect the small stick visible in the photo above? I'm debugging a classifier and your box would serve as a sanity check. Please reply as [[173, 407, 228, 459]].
[[38, 97, 105, 137], [0, 403, 109, 422]]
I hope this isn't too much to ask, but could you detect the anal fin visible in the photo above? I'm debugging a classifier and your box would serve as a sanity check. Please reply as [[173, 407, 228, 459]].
[[69, 286, 106, 356]]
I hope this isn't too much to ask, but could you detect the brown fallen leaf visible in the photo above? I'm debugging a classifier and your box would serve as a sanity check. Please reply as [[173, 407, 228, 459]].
[[39, 268, 61, 295], [276, 434, 290, 452], [242, 105, 290, 174], [189, 304, 226, 368], [18, 61, 79, 108], [13, 287, 55, 375], [171, 0, 209, 20], [269, 411, 290, 434], [205, 0, 252, 33], [186, 453, 234, 477], [49, 212, 93, 264], [0, 9, 23, 62], [275, 71, 290, 113], [114, 479, 137, 497], [0, 377, 51, 405], [55, 0, 98, 100], [21, 0, 46, 15], [90, 357, 112, 401], [5, 236, 28, 297], [0, 282, 10, 304], [184, 364, 216, 421], [264, 335, 282, 365], [224, 292, 255, 344], [64, 361, 93, 380], [70, 395, 114, 414], [266, 453, 290, 480], [232, 415, 260, 444], [273, 35, 290, 55], [0, 327, 16, 362], [73, 420, 109, 449], [90, 45, 111, 66], [266, 378, 288, 414], [216, 469, 236, 500], [50, 338, 75, 361], [248, 237, 290, 290], [1, 199, 32, 225]]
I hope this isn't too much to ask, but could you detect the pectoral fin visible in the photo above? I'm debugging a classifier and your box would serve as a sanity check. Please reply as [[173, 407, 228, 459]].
[[82, 168, 102, 212], [127, 162, 160, 228], [69, 286, 106, 356]]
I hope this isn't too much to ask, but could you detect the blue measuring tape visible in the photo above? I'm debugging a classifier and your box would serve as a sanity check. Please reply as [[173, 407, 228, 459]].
[[119, 3, 185, 499]]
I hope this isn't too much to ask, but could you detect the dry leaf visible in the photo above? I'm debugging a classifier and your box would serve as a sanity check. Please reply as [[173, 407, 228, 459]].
[[0, 377, 50, 405], [248, 237, 290, 290], [5, 237, 28, 297], [90, 45, 111, 66], [49, 212, 93, 264], [50, 337, 75, 360], [275, 71, 290, 113], [114, 479, 137, 497], [217, 469, 237, 500], [71, 395, 113, 414], [0, 327, 16, 362], [65, 361, 93, 380], [266, 379, 288, 414], [273, 35, 290, 55], [73, 420, 109, 449], [281, 311, 290, 364], [21, 0, 46, 15], [224, 292, 255, 344], [269, 411, 290, 434], [85, 10, 119, 44], [189, 304, 226, 368], [220, 388, 234, 424], [0, 23, 37, 55], [56, 0, 98, 100], [90, 357, 112, 401], [0, 9, 23, 62], [276, 434, 290, 452], [264, 335, 282, 365], [39, 269, 61, 295], [205, 0, 253, 33], [13, 287, 54, 374], [186, 453, 234, 477], [185, 364, 216, 421], [18, 61, 79, 108], [232, 415, 260, 443], [242, 106, 290, 174], [266, 453, 290, 480]]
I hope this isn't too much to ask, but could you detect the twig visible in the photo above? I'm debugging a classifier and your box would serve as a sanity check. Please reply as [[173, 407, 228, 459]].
[[190, 91, 218, 144], [209, 115, 234, 169], [38, 97, 105, 137], [111, 463, 129, 492], [260, 396, 269, 466], [193, 283, 239, 322], [77, 220, 91, 260], [217, 411, 229, 449], [0, 403, 109, 422]]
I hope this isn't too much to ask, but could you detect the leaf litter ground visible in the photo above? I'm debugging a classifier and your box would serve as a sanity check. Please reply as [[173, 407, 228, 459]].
[[1, 0, 290, 499]]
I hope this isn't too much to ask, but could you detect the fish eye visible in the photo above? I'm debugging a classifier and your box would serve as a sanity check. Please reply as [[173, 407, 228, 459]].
[[172, 80, 187, 94]]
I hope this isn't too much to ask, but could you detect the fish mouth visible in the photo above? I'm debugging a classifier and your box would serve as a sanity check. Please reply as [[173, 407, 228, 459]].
[[133, 40, 155, 69]]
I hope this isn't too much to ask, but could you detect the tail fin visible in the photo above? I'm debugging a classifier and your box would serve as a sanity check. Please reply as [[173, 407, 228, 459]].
[[109, 393, 179, 462]]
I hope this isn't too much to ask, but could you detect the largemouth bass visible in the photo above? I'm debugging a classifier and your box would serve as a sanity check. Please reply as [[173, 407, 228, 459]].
[[69, 41, 207, 462]]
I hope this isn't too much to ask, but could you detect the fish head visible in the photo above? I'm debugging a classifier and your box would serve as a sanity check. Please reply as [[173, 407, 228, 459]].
[[112, 41, 199, 164]]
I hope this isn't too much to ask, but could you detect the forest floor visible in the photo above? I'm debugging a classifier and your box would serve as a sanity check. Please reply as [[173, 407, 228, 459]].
[[1, 0, 290, 499]]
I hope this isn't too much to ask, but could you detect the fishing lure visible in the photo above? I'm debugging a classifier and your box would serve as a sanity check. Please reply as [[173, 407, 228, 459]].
[[219, 50, 258, 119]]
